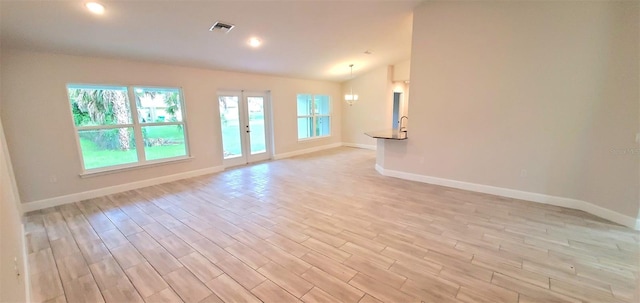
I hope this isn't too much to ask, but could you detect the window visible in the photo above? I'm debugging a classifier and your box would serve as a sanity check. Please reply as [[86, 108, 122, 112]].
[[67, 84, 188, 172], [297, 94, 331, 140]]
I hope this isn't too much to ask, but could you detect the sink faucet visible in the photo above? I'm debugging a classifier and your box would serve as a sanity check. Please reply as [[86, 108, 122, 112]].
[[399, 116, 408, 132]]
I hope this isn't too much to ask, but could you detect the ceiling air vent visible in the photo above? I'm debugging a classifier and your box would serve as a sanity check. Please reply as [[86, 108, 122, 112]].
[[209, 21, 235, 33]]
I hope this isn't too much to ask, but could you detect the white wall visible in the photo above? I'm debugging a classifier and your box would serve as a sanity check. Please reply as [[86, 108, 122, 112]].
[[385, 1, 639, 221], [1, 50, 342, 204], [341, 65, 394, 148], [392, 59, 410, 82], [0, 81, 28, 301]]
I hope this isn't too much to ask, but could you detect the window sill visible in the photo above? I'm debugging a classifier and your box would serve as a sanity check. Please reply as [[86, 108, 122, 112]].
[[79, 156, 194, 178], [298, 135, 331, 142]]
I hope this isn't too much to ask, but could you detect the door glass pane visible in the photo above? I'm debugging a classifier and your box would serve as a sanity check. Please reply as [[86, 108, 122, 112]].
[[78, 128, 138, 169], [317, 116, 330, 137], [219, 96, 242, 159], [142, 125, 187, 161], [134, 87, 183, 123], [247, 97, 266, 155], [297, 117, 313, 139]]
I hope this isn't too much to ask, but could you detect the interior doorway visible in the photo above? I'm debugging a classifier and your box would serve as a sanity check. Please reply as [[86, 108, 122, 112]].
[[392, 92, 402, 129]]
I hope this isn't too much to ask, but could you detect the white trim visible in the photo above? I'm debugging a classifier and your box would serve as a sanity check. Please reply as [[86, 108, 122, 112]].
[[273, 143, 342, 160], [21, 224, 31, 303], [376, 166, 640, 230], [375, 163, 384, 175], [297, 135, 332, 142], [342, 143, 377, 150], [22, 165, 223, 212], [80, 156, 193, 178]]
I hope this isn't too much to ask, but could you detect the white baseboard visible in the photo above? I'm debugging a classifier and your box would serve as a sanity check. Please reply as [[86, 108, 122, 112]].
[[22, 166, 224, 212], [22, 224, 31, 303], [25, 143, 342, 211], [273, 142, 342, 160], [375, 164, 384, 175], [342, 143, 377, 150], [376, 165, 640, 230]]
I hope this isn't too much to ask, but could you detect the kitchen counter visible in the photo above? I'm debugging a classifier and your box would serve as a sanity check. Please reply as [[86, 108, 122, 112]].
[[365, 129, 408, 140]]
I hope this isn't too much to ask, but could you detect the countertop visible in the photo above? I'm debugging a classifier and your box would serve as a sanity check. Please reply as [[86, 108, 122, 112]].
[[365, 129, 408, 140]]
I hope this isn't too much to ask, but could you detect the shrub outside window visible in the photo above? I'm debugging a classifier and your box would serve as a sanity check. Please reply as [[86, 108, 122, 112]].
[[67, 84, 189, 172], [297, 94, 331, 140]]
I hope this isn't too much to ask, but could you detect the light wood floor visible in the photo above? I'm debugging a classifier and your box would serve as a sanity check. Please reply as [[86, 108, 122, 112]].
[[25, 147, 639, 303]]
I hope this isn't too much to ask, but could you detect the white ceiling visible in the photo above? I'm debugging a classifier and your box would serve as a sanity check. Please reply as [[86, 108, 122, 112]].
[[0, 1, 420, 82]]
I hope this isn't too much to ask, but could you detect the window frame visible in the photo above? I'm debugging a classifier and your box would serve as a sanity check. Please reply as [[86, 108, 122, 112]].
[[296, 93, 332, 141], [67, 84, 191, 176]]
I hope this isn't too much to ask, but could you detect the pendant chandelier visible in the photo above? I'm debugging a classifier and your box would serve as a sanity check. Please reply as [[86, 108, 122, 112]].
[[344, 64, 359, 106]]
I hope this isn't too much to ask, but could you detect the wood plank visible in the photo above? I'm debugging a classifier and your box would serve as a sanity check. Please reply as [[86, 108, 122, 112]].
[[456, 285, 518, 303], [89, 256, 128, 291], [60, 274, 104, 303], [348, 273, 418, 303], [205, 274, 262, 303], [145, 288, 183, 303], [76, 238, 111, 265], [178, 252, 223, 283], [30, 269, 64, 303], [267, 234, 310, 258], [158, 235, 195, 258], [261, 244, 312, 276], [343, 255, 407, 289], [303, 237, 351, 262], [124, 262, 168, 298], [400, 278, 460, 303], [138, 246, 183, 276], [24, 148, 640, 303], [301, 267, 364, 303], [549, 278, 621, 303], [301, 251, 357, 282], [358, 294, 385, 303], [50, 236, 81, 260], [101, 279, 144, 303], [342, 242, 394, 269], [98, 229, 129, 249], [164, 267, 213, 303], [491, 272, 579, 303], [251, 280, 301, 303], [301, 287, 341, 303], [257, 261, 313, 297], [338, 230, 386, 252], [225, 242, 270, 270], [110, 243, 145, 270], [56, 252, 91, 282], [214, 256, 266, 290]]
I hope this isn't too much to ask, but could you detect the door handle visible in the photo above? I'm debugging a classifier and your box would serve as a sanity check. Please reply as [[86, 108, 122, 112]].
[[246, 125, 250, 133]]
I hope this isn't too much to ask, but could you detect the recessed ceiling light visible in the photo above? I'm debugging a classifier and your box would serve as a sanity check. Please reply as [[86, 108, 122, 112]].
[[248, 37, 262, 48], [85, 2, 105, 15]]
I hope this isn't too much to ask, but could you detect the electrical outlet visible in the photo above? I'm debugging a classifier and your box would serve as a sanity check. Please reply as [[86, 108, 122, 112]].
[[14, 257, 21, 279], [49, 175, 57, 183], [636, 132, 640, 144]]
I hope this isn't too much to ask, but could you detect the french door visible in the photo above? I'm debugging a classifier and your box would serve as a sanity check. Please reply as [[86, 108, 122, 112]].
[[218, 91, 272, 167]]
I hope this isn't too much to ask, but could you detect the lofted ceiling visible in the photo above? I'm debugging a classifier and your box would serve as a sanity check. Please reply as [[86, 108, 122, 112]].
[[0, 1, 420, 82]]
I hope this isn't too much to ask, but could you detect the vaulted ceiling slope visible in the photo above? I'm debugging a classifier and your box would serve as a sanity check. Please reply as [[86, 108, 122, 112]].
[[0, 1, 420, 82]]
